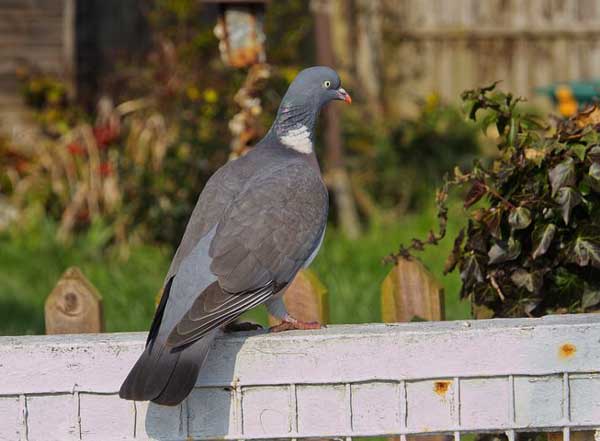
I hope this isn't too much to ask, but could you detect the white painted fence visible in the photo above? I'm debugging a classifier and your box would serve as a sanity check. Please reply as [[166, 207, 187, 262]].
[[1, 314, 600, 441]]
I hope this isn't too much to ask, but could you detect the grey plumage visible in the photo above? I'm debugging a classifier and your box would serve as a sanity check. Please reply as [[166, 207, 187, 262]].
[[119, 66, 350, 405]]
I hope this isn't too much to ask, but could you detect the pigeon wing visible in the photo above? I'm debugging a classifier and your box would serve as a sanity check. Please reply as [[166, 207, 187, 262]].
[[210, 161, 329, 292], [166, 161, 328, 348], [165, 159, 248, 280]]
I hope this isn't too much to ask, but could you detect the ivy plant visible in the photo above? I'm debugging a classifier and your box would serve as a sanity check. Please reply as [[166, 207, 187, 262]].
[[389, 83, 600, 318]]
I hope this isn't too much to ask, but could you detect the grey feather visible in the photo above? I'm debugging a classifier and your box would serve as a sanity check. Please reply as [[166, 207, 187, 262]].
[[209, 160, 328, 293]]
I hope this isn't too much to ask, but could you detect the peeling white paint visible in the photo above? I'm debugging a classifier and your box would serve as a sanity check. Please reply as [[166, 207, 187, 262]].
[[1, 315, 600, 440]]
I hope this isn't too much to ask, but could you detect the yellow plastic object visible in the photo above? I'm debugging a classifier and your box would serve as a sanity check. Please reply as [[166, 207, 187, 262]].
[[555, 85, 578, 117]]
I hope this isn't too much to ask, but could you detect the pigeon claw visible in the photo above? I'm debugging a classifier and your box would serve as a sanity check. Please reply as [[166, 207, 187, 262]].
[[223, 321, 264, 333], [269, 317, 323, 333]]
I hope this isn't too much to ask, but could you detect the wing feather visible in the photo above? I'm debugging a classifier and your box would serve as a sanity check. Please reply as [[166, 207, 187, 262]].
[[209, 162, 328, 293], [166, 281, 275, 348]]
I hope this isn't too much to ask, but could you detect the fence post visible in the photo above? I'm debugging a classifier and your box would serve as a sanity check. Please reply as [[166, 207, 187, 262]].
[[381, 258, 444, 322], [268, 268, 328, 326], [382, 258, 447, 441], [44, 266, 104, 334]]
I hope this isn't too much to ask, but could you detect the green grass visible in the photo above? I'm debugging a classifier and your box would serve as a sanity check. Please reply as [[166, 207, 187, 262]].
[[0, 219, 170, 335], [0, 201, 470, 336], [311, 201, 470, 324]]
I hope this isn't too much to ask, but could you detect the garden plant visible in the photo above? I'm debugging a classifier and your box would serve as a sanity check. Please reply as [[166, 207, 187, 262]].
[[392, 83, 600, 318]]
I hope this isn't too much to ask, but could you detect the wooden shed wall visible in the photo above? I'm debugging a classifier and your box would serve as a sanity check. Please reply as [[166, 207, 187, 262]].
[[0, 0, 74, 140], [0, 0, 74, 91]]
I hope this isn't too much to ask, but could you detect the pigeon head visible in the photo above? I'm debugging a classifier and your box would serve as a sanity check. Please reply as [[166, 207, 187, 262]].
[[282, 66, 352, 108], [268, 66, 351, 154]]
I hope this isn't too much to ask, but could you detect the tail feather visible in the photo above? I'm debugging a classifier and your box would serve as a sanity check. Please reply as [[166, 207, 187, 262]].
[[119, 337, 180, 402], [119, 330, 218, 405], [152, 330, 217, 405]]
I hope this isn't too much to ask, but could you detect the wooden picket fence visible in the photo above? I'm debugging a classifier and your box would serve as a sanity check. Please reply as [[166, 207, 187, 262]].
[[43, 258, 445, 334]]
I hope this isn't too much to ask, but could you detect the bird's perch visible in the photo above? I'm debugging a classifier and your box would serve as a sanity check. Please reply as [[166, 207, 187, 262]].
[[1, 315, 600, 440]]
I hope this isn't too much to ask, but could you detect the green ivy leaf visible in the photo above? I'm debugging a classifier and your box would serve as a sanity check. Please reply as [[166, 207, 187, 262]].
[[590, 162, 600, 180], [587, 162, 600, 193], [508, 207, 532, 230], [511, 268, 543, 293], [460, 253, 484, 289], [572, 143, 587, 162], [549, 157, 576, 197], [573, 236, 600, 268], [582, 284, 600, 310], [488, 237, 521, 264], [554, 187, 581, 225], [579, 179, 592, 196], [532, 223, 557, 259], [480, 112, 499, 134], [588, 145, 600, 162], [482, 208, 503, 240], [466, 227, 488, 254], [507, 117, 518, 147]]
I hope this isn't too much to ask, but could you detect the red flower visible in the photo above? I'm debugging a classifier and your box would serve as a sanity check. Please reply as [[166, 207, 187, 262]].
[[67, 142, 84, 156], [93, 124, 119, 148], [76, 209, 90, 222], [99, 162, 113, 176]]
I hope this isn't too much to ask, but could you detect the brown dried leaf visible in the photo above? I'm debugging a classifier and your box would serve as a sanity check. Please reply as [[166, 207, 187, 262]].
[[575, 105, 600, 128], [464, 180, 486, 208]]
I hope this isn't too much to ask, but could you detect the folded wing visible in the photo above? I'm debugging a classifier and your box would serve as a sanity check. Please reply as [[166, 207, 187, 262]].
[[167, 161, 328, 349]]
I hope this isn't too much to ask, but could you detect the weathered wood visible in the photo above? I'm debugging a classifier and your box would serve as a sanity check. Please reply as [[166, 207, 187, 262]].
[[0, 1, 73, 76], [2, 315, 600, 440], [267, 268, 328, 326], [547, 431, 594, 441], [44, 266, 104, 334], [0, 0, 75, 145], [334, 0, 600, 117], [381, 258, 444, 323]]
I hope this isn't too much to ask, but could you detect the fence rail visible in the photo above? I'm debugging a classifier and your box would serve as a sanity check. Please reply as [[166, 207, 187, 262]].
[[1, 314, 600, 440]]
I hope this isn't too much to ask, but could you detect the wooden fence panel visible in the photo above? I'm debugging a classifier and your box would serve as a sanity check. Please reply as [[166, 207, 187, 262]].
[[342, 0, 600, 117]]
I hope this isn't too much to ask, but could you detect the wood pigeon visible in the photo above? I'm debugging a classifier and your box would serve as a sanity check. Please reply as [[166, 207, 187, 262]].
[[119, 66, 351, 405]]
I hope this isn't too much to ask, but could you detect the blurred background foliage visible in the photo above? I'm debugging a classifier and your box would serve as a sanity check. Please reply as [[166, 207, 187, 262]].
[[0, 0, 483, 334], [345, 95, 480, 216]]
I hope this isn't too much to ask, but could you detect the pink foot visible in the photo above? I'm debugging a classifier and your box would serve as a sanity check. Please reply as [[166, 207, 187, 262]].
[[269, 317, 323, 333]]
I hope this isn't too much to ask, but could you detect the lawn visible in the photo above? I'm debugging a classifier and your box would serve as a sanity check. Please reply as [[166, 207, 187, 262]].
[[0, 201, 470, 336]]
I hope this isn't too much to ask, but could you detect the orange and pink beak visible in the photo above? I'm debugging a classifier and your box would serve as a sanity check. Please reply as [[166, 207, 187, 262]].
[[336, 88, 352, 104]]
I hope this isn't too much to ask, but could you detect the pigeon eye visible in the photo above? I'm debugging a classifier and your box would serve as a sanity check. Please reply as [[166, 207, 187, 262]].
[[322, 80, 331, 88]]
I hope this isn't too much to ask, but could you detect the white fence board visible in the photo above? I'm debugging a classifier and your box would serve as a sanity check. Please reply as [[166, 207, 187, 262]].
[[1, 315, 600, 440]]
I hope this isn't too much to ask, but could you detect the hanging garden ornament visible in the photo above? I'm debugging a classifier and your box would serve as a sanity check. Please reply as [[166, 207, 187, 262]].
[[208, 0, 267, 68]]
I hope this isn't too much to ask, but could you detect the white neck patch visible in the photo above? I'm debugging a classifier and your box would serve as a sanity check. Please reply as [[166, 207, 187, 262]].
[[280, 125, 312, 154]]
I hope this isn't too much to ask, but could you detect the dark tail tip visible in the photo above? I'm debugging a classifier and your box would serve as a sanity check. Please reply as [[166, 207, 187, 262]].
[[150, 355, 200, 406]]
